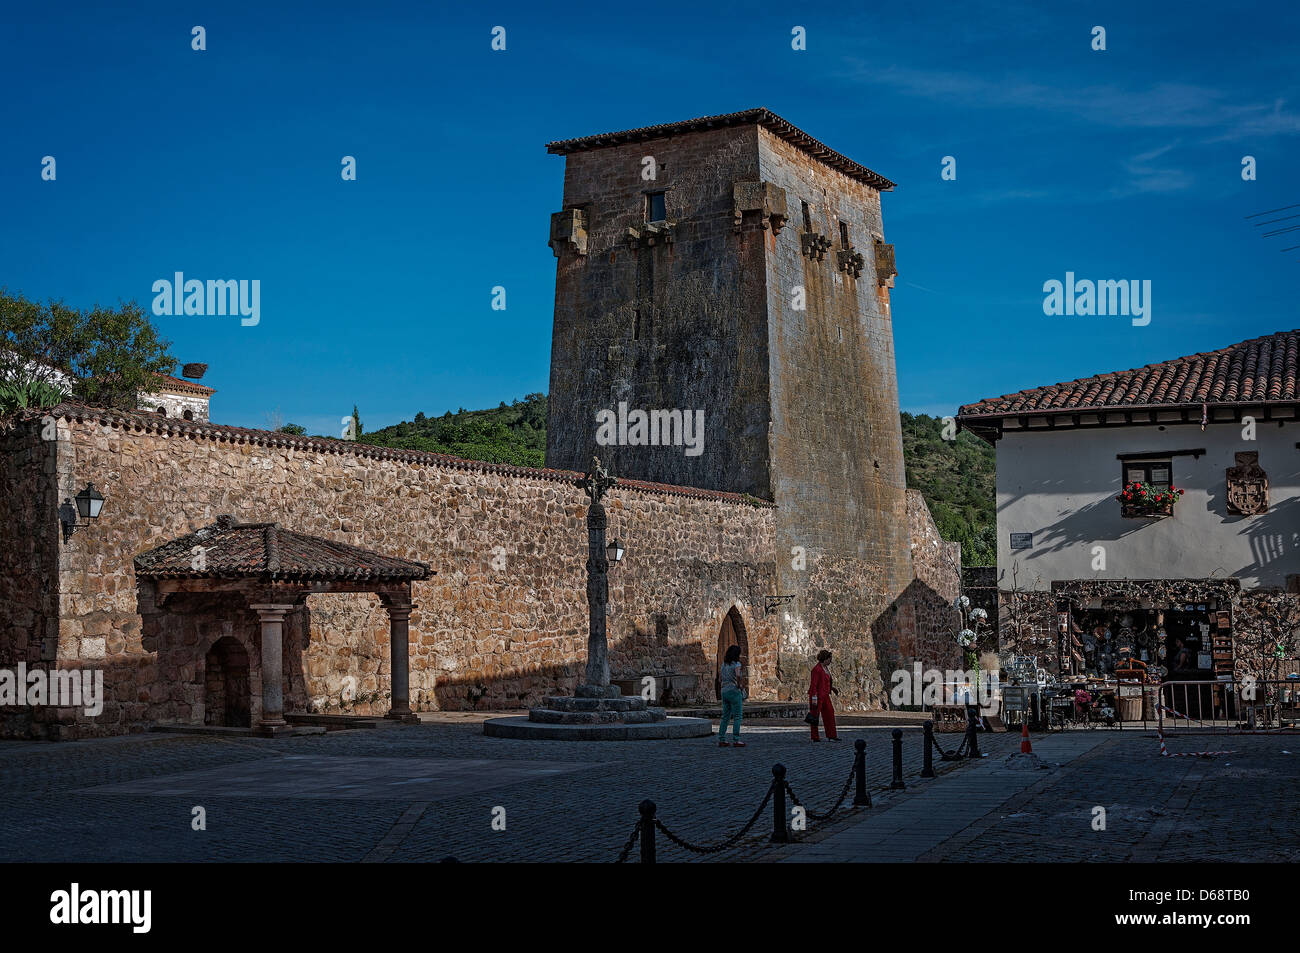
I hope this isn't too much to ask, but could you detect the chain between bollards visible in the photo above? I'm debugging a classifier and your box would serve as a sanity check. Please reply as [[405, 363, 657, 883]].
[[621, 744, 874, 861]]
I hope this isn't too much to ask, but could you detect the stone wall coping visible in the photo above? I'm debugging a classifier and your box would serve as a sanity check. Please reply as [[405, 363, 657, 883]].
[[18, 403, 776, 509]]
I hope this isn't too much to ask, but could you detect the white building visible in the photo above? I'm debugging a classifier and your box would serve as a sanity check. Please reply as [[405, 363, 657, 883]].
[[137, 375, 214, 422], [958, 329, 1300, 685]]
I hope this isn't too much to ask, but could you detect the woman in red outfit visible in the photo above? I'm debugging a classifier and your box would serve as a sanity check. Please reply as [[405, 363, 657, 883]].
[[808, 649, 839, 741]]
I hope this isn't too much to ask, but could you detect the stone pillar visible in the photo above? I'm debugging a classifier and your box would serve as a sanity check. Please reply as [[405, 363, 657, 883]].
[[584, 499, 610, 689], [385, 603, 414, 720], [250, 604, 294, 730]]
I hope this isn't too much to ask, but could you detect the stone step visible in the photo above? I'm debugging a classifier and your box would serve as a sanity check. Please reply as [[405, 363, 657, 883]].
[[541, 695, 648, 713], [527, 706, 669, 725], [528, 709, 624, 725]]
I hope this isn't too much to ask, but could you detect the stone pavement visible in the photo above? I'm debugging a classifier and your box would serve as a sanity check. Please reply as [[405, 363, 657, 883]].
[[0, 719, 1014, 862], [779, 729, 1300, 863], [2, 721, 1292, 862]]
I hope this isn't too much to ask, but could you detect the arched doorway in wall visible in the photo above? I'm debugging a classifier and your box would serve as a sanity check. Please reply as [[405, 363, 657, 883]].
[[204, 636, 251, 728], [715, 606, 749, 699]]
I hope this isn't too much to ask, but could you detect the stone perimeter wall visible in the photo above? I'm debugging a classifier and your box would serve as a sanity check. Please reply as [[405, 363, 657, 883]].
[[1, 410, 781, 738], [0, 422, 60, 667]]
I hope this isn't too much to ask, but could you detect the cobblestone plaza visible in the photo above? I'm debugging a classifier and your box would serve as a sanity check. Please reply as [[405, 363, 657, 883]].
[[3, 720, 1293, 863]]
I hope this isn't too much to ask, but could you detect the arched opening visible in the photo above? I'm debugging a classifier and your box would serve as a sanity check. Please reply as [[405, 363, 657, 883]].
[[204, 636, 251, 727], [715, 606, 749, 699]]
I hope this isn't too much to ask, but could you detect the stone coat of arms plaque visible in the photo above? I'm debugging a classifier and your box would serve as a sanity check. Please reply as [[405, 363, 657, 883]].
[[1226, 451, 1268, 515]]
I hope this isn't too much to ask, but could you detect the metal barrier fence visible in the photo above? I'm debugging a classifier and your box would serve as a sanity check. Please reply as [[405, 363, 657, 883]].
[[1016, 678, 1300, 732], [1157, 678, 1300, 733]]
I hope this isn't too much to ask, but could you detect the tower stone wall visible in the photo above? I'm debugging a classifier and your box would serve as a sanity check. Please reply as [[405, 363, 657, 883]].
[[546, 124, 772, 497]]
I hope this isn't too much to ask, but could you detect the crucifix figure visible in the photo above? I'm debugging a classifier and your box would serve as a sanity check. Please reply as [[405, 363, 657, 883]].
[[576, 456, 617, 689]]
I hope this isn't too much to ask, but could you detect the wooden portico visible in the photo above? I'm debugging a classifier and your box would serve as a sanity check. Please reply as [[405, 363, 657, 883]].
[[134, 515, 432, 733]]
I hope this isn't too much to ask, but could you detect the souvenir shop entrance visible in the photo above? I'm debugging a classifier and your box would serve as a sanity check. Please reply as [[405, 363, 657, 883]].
[[1041, 581, 1241, 726]]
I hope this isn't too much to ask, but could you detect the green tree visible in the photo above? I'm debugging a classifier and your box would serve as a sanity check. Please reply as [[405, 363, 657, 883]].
[[351, 404, 363, 438], [900, 411, 997, 568], [278, 423, 307, 435], [0, 289, 175, 410]]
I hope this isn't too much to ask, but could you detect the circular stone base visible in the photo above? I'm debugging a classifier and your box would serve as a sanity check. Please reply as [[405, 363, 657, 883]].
[[482, 715, 714, 741]]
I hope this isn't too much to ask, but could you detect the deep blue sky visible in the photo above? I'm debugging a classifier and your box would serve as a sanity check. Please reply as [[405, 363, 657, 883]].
[[3, 0, 1298, 433]]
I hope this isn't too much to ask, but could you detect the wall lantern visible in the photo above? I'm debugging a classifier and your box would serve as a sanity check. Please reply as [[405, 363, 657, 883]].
[[59, 482, 105, 543], [606, 538, 625, 565], [764, 594, 795, 614]]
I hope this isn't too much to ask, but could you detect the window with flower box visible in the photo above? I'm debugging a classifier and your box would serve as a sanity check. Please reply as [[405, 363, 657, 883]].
[[1118, 457, 1180, 517]]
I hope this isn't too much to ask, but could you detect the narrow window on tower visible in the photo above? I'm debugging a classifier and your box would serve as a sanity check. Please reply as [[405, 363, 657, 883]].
[[839, 220, 851, 247], [633, 309, 641, 341], [646, 191, 666, 223], [801, 200, 812, 231]]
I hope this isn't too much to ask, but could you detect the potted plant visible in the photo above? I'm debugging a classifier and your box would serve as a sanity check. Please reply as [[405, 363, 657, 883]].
[[1117, 481, 1184, 518]]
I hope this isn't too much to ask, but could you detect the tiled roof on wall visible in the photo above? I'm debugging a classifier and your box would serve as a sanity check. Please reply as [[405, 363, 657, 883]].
[[134, 516, 432, 581], [19, 403, 775, 508], [545, 107, 896, 191], [958, 330, 1300, 418]]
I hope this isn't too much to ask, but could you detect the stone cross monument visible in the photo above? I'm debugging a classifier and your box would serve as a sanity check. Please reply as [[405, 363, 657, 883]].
[[506, 457, 674, 729], [576, 456, 616, 691]]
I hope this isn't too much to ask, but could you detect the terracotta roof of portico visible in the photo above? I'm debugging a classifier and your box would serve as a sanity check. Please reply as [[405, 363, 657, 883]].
[[134, 516, 433, 582]]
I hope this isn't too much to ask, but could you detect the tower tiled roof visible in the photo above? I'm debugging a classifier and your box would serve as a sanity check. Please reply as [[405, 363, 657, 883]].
[[134, 516, 432, 581], [149, 374, 214, 396], [545, 108, 896, 191], [958, 330, 1300, 419]]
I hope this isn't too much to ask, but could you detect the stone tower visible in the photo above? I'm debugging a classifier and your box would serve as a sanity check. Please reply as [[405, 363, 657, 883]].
[[544, 108, 913, 705]]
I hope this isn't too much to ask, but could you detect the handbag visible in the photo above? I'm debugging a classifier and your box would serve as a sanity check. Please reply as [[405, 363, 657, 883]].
[[803, 707, 820, 727]]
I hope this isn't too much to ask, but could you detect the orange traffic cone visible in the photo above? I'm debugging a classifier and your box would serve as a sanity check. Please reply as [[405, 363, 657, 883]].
[[1020, 722, 1033, 754]]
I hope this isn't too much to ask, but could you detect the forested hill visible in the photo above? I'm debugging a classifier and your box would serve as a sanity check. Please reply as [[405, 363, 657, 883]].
[[899, 412, 996, 566], [360, 398, 996, 566], [359, 393, 548, 468]]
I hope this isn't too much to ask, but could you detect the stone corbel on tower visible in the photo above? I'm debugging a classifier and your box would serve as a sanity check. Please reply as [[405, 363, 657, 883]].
[[625, 222, 675, 248], [732, 181, 788, 234], [549, 208, 588, 257], [836, 247, 866, 279], [873, 236, 897, 287], [801, 232, 832, 261]]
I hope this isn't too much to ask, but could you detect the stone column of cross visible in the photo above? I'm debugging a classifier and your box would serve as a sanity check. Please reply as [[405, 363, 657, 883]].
[[576, 457, 617, 691]]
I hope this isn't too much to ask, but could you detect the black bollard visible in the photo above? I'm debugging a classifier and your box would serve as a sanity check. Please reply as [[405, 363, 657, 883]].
[[890, 728, 905, 790], [853, 738, 871, 807], [967, 709, 982, 759], [638, 799, 656, 864], [770, 764, 789, 843], [921, 720, 936, 778]]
